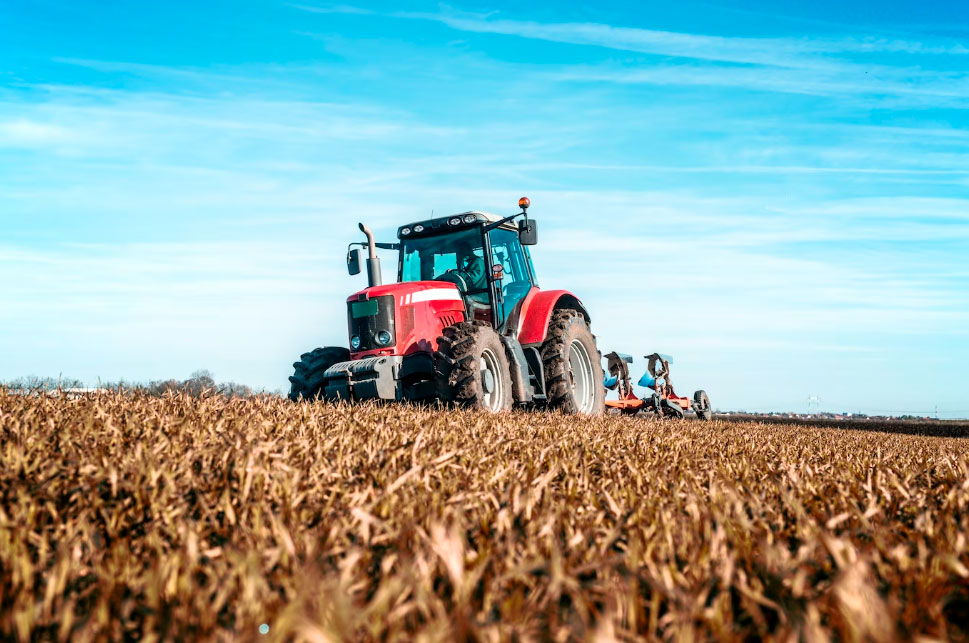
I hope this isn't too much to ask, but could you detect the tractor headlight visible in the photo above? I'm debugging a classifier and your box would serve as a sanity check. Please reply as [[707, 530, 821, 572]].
[[449, 217, 462, 226], [463, 214, 476, 224], [375, 330, 392, 346], [350, 335, 362, 350], [413, 224, 425, 233], [400, 227, 411, 236]]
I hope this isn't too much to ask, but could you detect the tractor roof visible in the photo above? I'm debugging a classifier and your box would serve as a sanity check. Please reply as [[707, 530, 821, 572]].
[[397, 210, 518, 239], [459, 211, 504, 223]]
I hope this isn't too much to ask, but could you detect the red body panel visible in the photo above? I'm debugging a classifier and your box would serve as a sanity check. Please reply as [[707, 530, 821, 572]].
[[346, 281, 466, 360], [516, 288, 589, 346], [345, 282, 589, 358]]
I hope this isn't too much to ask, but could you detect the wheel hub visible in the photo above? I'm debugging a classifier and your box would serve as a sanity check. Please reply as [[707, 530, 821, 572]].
[[482, 368, 495, 395], [479, 350, 504, 410], [567, 339, 596, 414]]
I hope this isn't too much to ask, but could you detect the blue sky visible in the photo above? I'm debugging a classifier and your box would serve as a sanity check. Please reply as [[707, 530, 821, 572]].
[[1, 1, 968, 416]]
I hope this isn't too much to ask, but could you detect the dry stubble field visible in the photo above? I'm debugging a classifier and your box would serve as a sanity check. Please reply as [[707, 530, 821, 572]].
[[2, 390, 968, 641]]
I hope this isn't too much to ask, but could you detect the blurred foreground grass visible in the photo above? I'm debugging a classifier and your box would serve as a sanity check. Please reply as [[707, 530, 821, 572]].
[[1, 391, 968, 641]]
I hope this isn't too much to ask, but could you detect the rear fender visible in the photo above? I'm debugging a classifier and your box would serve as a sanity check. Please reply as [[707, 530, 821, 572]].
[[516, 289, 591, 346]]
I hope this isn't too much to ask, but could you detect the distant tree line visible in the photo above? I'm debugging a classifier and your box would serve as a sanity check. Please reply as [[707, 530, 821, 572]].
[[1, 375, 87, 390], [2, 370, 254, 398]]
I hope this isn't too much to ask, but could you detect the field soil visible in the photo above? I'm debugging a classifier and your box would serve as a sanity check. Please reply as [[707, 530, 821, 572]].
[[720, 413, 969, 438], [2, 391, 968, 641]]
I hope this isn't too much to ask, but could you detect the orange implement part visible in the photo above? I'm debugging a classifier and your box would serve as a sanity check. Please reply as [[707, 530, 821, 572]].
[[668, 395, 691, 410], [605, 398, 645, 412]]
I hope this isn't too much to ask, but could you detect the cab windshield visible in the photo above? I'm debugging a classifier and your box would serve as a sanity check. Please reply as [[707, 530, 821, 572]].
[[399, 228, 484, 283]]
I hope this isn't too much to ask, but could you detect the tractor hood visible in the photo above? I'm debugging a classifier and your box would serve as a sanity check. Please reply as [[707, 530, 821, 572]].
[[346, 281, 466, 359], [346, 281, 463, 306]]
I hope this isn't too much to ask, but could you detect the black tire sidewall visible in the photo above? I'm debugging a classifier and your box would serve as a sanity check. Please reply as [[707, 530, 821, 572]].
[[472, 330, 513, 411], [437, 322, 513, 411], [289, 346, 350, 401], [542, 312, 606, 415], [693, 389, 712, 420]]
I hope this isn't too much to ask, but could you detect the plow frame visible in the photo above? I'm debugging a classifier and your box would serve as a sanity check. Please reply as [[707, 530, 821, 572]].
[[603, 351, 711, 420]]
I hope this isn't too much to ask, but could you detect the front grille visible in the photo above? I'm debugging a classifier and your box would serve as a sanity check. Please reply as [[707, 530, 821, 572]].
[[347, 295, 396, 351], [399, 305, 416, 338]]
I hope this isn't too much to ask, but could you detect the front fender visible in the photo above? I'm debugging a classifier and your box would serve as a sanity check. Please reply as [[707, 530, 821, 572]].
[[516, 289, 591, 346]]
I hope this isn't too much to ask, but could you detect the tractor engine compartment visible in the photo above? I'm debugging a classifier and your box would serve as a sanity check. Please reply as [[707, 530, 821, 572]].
[[321, 281, 467, 402]]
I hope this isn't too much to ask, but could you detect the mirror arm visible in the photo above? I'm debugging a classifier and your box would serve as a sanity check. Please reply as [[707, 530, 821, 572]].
[[350, 241, 399, 251], [484, 212, 523, 232]]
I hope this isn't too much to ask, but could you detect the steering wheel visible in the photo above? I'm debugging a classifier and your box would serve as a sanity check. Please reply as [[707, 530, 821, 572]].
[[435, 269, 469, 292]]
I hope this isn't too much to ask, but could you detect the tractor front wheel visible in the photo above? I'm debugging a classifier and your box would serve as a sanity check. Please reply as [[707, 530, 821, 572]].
[[288, 347, 350, 401], [435, 322, 513, 412], [540, 309, 605, 415]]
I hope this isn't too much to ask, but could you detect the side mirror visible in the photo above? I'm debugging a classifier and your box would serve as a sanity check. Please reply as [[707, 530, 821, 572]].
[[518, 218, 538, 245], [347, 248, 363, 276]]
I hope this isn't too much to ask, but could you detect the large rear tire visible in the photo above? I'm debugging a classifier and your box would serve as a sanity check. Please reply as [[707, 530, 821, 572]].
[[288, 347, 350, 401], [435, 322, 513, 412], [540, 310, 606, 415]]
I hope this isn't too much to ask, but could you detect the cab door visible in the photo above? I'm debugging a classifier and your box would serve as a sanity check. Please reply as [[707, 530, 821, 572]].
[[487, 227, 535, 328]]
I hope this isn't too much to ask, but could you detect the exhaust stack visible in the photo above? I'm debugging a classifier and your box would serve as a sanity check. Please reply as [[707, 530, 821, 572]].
[[358, 222, 382, 287]]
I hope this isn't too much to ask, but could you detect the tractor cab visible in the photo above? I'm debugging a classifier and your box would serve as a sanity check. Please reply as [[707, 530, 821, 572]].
[[395, 206, 538, 330]]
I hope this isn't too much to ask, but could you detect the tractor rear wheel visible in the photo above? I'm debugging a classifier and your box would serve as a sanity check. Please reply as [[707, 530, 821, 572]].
[[540, 309, 605, 415], [693, 390, 712, 421], [435, 322, 513, 412], [288, 347, 350, 401]]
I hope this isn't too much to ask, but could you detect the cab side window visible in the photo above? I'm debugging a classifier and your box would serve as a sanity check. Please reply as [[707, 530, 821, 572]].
[[488, 228, 533, 321]]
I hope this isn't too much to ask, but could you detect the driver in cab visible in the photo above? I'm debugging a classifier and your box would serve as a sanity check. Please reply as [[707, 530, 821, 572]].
[[436, 239, 487, 302]]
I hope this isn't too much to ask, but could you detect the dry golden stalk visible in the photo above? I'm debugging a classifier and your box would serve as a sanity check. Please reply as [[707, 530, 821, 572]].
[[1, 390, 968, 641]]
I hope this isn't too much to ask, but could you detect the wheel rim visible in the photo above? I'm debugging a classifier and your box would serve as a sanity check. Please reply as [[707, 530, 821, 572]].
[[567, 339, 596, 413], [480, 349, 504, 411]]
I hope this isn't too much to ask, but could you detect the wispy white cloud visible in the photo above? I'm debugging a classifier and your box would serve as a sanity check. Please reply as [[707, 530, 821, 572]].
[[541, 62, 969, 107], [497, 162, 969, 176], [306, 5, 969, 65], [0, 119, 82, 147], [288, 3, 374, 16], [292, 5, 969, 105]]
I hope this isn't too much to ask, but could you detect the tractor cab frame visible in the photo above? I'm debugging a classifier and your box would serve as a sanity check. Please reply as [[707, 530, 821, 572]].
[[394, 210, 538, 332]]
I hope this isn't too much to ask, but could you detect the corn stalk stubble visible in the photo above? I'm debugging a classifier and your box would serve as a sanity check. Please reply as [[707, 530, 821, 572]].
[[1, 391, 968, 641]]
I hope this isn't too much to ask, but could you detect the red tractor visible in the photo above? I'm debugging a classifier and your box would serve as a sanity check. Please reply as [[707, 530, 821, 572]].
[[289, 198, 605, 414]]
